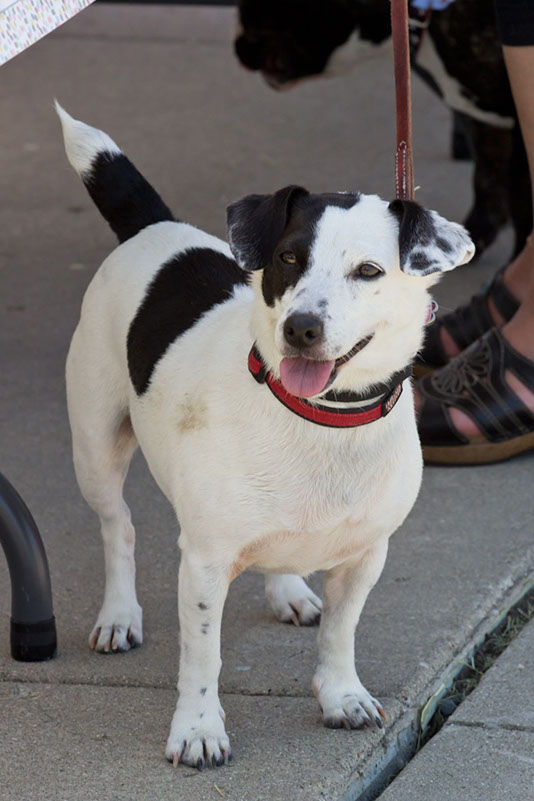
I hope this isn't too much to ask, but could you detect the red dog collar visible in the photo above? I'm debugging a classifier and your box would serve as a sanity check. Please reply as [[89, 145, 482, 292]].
[[248, 346, 410, 429]]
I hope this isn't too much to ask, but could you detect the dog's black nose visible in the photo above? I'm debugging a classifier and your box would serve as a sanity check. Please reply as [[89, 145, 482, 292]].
[[283, 314, 324, 349]]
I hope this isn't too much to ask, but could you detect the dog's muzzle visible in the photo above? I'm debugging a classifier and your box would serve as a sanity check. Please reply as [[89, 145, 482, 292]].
[[279, 334, 374, 399]]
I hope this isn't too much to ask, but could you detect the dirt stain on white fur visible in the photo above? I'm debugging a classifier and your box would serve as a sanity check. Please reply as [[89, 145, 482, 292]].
[[176, 398, 208, 433]]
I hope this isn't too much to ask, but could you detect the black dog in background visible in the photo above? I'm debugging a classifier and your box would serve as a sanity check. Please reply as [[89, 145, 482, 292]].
[[235, 0, 532, 261]]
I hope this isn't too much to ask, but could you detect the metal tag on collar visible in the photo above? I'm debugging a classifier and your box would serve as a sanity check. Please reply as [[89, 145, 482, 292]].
[[425, 299, 438, 326]]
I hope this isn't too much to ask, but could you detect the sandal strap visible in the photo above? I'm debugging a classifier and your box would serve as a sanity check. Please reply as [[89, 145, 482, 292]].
[[417, 268, 519, 368], [418, 328, 534, 445], [415, 395, 469, 447], [490, 269, 520, 321], [444, 268, 517, 351]]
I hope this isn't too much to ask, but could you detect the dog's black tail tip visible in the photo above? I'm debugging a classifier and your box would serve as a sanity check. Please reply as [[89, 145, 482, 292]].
[[55, 101, 175, 243]]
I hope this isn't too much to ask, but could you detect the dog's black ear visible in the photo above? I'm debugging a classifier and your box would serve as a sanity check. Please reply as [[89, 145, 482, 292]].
[[227, 185, 309, 271], [389, 199, 475, 276]]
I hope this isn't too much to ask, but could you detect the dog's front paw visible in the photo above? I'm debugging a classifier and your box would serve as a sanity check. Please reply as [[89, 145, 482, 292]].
[[265, 574, 322, 626], [166, 704, 231, 770], [323, 690, 385, 730], [89, 600, 143, 653], [313, 672, 385, 730]]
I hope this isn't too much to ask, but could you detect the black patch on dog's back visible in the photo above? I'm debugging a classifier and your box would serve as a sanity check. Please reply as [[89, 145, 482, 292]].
[[262, 192, 360, 306], [84, 152, 175, 244], [127, 248, 247, 395]]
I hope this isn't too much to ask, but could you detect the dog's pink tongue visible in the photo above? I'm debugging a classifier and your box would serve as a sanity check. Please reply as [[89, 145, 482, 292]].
[[279, 357, 335, 398]]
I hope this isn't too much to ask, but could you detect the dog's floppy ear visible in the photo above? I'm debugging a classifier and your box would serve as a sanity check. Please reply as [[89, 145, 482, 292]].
[[227, 185, 309, 271], [389, 199, 475, 276]]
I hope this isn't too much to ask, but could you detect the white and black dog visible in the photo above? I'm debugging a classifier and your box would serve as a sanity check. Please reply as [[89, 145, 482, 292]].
[[57, 104, 473, 769]]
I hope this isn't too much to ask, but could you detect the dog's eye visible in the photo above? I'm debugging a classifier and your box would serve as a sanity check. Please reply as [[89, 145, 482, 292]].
[[354, 263, 382, 279], [280, 251, 297, 265]]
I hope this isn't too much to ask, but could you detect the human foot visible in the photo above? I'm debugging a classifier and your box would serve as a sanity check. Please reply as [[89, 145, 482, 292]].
[[416, 328, 534, 464], [416, 240, 534, 372]]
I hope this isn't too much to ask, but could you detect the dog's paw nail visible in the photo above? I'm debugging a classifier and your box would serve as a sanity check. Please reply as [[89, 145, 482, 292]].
[[361, 711, 373, 727], [324, 716, 342, 729], [170, 740, 184, 768], [126, 627, 140, 647]]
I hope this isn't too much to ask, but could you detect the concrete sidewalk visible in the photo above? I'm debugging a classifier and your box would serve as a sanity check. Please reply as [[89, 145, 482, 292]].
[[1, 5, 533, 800], [379, 619, 534, 801]]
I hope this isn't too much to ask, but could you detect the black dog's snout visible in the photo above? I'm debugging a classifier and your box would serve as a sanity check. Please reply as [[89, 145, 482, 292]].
[[234, 34, 266, 71], [283, 313, 324, 349]]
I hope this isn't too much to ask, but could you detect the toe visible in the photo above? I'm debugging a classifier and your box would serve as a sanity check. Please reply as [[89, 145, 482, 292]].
[[167, 743, 184, 768], [297, 595, 323, 626], [127, 625, 143, 647], [88, 627, 100, 650], [95, 625, 113, 653], [358, 694, 385, 726], [111, 625, 131, 652], [346, 704, 372, 729]]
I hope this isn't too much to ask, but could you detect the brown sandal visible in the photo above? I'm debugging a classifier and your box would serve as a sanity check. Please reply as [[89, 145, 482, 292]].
[[417, 328, 534, 465], [414, 268, 519, 377]]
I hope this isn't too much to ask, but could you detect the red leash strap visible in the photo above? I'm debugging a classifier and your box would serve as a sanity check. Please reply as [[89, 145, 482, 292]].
[[391, 0, 414, 200]]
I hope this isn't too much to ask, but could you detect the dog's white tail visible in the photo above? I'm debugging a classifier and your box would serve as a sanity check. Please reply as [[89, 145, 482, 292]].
[[55, 101, 175, 243]]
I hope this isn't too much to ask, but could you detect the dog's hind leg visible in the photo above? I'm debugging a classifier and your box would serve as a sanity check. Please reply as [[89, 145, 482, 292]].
[[265, 574, 322, 626], [67, 328, 142, 653]]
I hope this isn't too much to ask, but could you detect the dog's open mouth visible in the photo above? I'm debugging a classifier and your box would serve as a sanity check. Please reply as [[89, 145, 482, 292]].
[[279, 335, 373, 398]]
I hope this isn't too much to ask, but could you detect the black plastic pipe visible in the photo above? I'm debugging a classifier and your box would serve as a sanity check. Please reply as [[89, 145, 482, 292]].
[[0, 473, 57, 661]]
